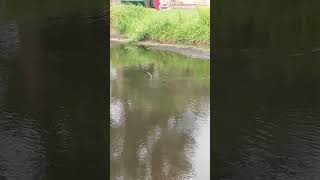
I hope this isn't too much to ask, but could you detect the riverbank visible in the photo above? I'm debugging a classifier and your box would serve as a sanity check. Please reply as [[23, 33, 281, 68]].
[[110, 5, 210, 51], [111, 34, 210, 60]]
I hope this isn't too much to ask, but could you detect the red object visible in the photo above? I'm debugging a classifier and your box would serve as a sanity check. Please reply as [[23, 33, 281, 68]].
[[154, 0, 160, 10]]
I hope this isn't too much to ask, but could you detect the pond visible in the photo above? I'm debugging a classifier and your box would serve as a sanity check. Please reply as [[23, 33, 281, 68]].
[[110, 43, 210, 180], [0, 3, 108, 180], [214, 52, 320, 180], [214, 1, 320, 179]]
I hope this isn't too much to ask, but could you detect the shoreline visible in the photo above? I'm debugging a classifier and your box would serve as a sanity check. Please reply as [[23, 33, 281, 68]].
[[110, 38, 210, 60]]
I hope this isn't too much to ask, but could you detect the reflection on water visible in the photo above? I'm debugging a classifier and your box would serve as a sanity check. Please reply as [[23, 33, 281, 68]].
[[110, 44, 210, 180], [214, 52, 320, 180], [214, 1, 320, 179], [215, 0, 320, 50], [0, 3, 107, 180]]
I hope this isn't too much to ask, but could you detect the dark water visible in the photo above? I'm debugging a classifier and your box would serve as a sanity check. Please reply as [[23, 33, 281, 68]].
[[214, 1, 320, 179], [110, 43, 210, 180], [0, 2, 108, 180], [214, 52, 320, 180]]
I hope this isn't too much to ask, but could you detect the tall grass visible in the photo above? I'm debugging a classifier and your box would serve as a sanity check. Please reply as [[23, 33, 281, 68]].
[[110, 5, 210, 47]]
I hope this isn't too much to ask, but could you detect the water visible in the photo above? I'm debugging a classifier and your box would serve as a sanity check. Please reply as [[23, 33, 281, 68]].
[[0, 2, 107, 180], [214, 52, 320, 180], [110, 43, 210, 180], [214, 1, 320, 179]]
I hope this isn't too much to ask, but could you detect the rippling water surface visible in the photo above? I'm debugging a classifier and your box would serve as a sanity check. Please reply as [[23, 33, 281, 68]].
[[213, 1, 320, 179], [0, 3, 107, 179], [214, 52, 320, 180], [110, 43, 210, 180]]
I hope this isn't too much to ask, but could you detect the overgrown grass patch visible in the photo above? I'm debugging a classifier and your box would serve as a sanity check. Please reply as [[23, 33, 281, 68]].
[[110, 5, 210, 47]]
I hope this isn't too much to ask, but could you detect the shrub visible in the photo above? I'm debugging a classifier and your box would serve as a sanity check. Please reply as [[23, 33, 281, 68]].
[[110, 5, 210, 47]]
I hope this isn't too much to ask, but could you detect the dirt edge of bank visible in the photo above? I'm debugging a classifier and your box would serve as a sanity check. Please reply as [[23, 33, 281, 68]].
[[110, 30, 210, 60], [111, 38, 210, 60]]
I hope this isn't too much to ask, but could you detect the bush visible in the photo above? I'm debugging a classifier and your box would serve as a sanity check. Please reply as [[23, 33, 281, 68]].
[[110, 5, 210, 47]]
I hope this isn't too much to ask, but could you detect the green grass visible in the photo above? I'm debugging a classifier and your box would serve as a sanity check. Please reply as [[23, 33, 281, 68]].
[[110, 5, 210, 47]]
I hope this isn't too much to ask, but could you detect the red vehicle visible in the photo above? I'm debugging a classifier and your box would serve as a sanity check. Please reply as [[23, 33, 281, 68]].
[[154, 0, 160, 10]]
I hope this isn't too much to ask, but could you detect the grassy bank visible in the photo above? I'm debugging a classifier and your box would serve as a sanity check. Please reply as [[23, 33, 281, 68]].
[[110, 5, 210, 48]]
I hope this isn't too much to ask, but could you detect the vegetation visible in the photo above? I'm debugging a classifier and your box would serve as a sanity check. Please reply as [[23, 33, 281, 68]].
[[110, 5, 210, 48]]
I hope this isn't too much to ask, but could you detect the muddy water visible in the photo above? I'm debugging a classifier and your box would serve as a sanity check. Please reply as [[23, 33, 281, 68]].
[[213, 1, 320, 179], [0, 3, 107, 180], [110, 44, 210, 180], [214, 52, 320, 180]]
